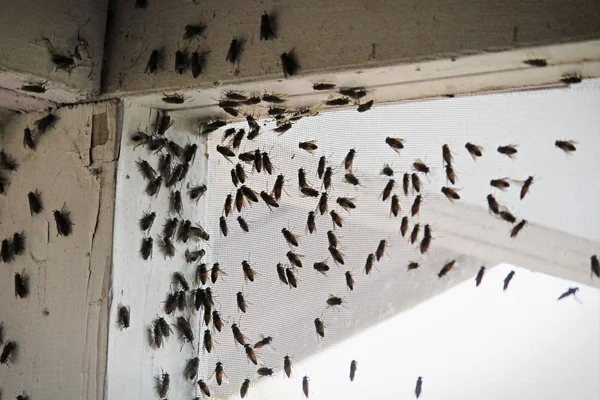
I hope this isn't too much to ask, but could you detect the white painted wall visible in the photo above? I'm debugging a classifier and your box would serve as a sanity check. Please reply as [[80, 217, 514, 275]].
[[0, 102, 118, 400], [106, 80, 599, 399]]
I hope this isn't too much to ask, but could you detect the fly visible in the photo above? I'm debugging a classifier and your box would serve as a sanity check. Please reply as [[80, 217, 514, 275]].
[[442, 144, 453, 165], [330, 210, 343, 228], [441, 186, 460, 202], [245, 344, 258, 364], [34, 112, 58, 135], [287, 251, 303, 268], [260, 11, 276, 39], [306, 211, 316, 233], [318, 192, 329, 215], [314, 318, 325, 337], [381, 164, 394, 177], [242, 260, 257, 283], [219, 216, 228, 237], [253, 149, 263, 172], [555, 140, 577, 154], [326, 295, 344, 308], [241, 185, 259, 203], [23, 127, 36, 150], [411, 195, 422, 217], [415, 376, 423, 399], [338, 87, 367, 99], [400, 216, 409, 237], [524, 59, 547, 67], [236, 189, 245, 212], [327, 245, 344, 265], [254, 336, 273, 349], [511, 219, 527, 238], [344, 172, 360, 186], [499, 209, 516, 223], [226, 38, 243, 64], [385, 137, 404, 152], [21, 81, 48, 93], [284, 355, 293, 378], [257, 367, 274, 377], [15, 271, 28, 298], [557, 287, 579, 300], [185, 357, 199, 380], [274, 122, 293, 134], [560, 73, 582, 85], [337, 197, 356, 211], [145, 49, 162, 74], [191, 49, 210, 78], [211, 263, 228, 283], [465, 142, 484, 160], [520, 176, 534, 200], [241, 378, 251, 398], [185, 248, 204, 263], [157, 371, 170, 398], [325, 97, 350, 106], [299, 140, 318, 154], [282, 228, 299, 247], [313, 81, 336, 90], [390, 195, 400, 217], [28, 191, 43, 215], [411, 173, 421, 193], [365, 253, 375, 275], [344, 149, 356, 171], [196, 264, 208, 286], [438, 260, 456, 278], [487, 194, 500, 214], [322, 167, 334, 189], [189, 184, 207, 201], [345, 271, 355, 290], [237, 291, 248, 313], [350, 360, 357, 381], [314, 260, 330, 276], [301, 186, 319, 197], [238, 215, 250, 232], [53, 204, 73, 236], [262, 92, 287, 103], [277, 263, 289, 285], [215, 362, 227, 385], [281, 50, 299, 78], [232, 323, 247, 346], [497, 144, 518, 159], [262, 151, 273, 174], [375, 239, 387, 261], [357, 100, 374, 112], [402, 173, 410, 196], [183, 23, 206, 40], [503, 270, 515, 290], [236, 163, 247, 184], [303, 376, 310, 398], [175, 47, 189, 74], [410, 224, 420, 245], [475, 266, 485, 287], [407, 262, 420, 271], [286, 267, 298, 288], [140, 237, 153, 260], [490, 178, 510, 191], [381, 179, 395, 201], [445, 165, 457, 185], [198, 379, 211, 397], [412, 160, 430, 175], [273, 174, 285, 200]]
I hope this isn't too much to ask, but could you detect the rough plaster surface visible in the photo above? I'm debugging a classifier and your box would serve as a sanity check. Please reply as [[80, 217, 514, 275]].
[[0, 0, 109, 112], [0, 101, 119, 400], [101, 0, 600, 95]]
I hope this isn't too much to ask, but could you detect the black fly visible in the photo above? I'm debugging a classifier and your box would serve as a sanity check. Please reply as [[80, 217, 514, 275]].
[[281, 50, 299, 78], [15, 271, 28, 298], [53, 204, 73, 236], [260, 12, 276, 40], [145, 49, 162, 74], [226, 38, 243, 64], [28, 190, 43, 215], [118, 305, 130, 329], [191, 49, 210, 78]]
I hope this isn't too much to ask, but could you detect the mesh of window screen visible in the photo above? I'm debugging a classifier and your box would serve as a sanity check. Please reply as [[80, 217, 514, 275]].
[[193, 81, 600, 399]]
